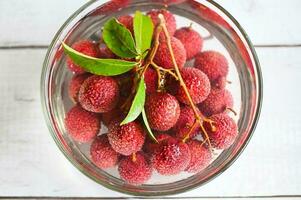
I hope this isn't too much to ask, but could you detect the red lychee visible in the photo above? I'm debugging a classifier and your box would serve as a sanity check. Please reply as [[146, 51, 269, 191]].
[[144, 133, 172, 154], [154, 36, 186, 69], [152, 0, 186, 5], [185, 140, 212, 173], [204, 113, 238, 149], [175, 67, 211, 105], [68, 73, 90, 103], [64, 105, 100, 143], [152, 138, 191, 175], [108, 120, 145, 156], [90, 0, 130, 15], [79, 75, 120, 113], [90, 134, 119, 169], [147, 9, 176, 36], [118, 152, 152, 185], [144, 67, 158, 94], [67, 40, 100, 74], [118, 15, 134, 33], [173, 106, 200, 140], [194, 51, 229, 84], [199, 89, 233, 117], [174, 27, 204, 60], [145, 92, 180, 131]]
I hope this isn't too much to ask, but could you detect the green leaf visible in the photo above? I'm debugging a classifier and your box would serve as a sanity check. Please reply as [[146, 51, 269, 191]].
[[62, 43, 137, 76], [103, 18, 137, 58], [134, 11, 154, 57], [142, 108, 158, 143], [121, 78, 146, 125]]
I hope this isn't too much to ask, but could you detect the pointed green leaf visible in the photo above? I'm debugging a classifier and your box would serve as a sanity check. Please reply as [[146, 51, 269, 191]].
[[62, 43, 137, 76], [103, 18, 137, 58], [134, 11, 154, 57], [121, 78, 146, 125], [142, 108, 158, 143]]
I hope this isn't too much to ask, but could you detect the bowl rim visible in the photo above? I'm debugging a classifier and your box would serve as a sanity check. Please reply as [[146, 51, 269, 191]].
[[41, 0, 263, 196]]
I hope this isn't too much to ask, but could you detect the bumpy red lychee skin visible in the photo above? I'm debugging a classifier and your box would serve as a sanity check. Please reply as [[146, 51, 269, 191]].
[[185, 140, 212, 173], [145, 92, 180, 131], [194, 51, 229, 84], [154, 37, 186, 69], [173, 106, 200, 140], [79, 75, 120, 113], [144, 133, 172, 154], [199, 89, 233, 117], [118, 15, 134, 33], [118, 152, 152, 185], [68, 73, 91, 103], [175, 67, 211, 105], [152, 138, 191, 175], [147, 9, 177, 36], [90, 134, 119, 169], [204, 113, 238, 149], [108, 120, 145, 156], [64, 105, 100, 143], [67, 40, 100, 74], [144, 67, 158, 94], [174, 27, 204, 60]]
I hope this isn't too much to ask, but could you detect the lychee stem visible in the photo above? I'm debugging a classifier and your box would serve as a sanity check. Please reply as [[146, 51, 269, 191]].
[[151, 62, 178, 80], [226, 107, 237, 116], [182, 120, 198, 143], [132, 153, 137, 162], [158, 14, 213, 150]]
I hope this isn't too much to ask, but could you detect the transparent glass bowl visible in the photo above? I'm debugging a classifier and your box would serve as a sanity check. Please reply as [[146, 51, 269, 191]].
[[41, 0, 262, 196]]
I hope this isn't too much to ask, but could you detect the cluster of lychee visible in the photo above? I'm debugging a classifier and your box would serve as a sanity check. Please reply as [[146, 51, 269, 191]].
[[64, 9, 238, 185]]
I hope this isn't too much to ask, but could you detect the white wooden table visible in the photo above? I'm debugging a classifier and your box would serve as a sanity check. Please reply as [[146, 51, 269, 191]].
[[0, 0, 301, 199]]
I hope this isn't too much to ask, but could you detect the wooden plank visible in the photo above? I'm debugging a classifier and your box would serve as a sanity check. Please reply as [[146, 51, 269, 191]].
[[0, 0, 301, 46], [0, 47, 300, 197]]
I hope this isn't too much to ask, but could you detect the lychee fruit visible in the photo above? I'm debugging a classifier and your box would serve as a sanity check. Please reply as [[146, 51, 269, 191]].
[[68, 73, 90, 103], [174, 67, 211, 105], [90, 134, 119, 169], [91, 0, 130, 15], [204, 113, 238, 149], [144, 133, 172, 154], [118, 15, 134, 33], [64, 105, 100, 143], [144, 67, 158, 94], [118, 152, 152, 185], [174, 27, 203, 60], [199, 89, 233, 117], [147, 9, 176, 36], [67, 40, 100, 74], [152, 137, 191, 175], [185, 140, 212, 173], [152, 0, 186, 5], [154, 36, 186, 69], [145, 92, 180, 131], [108, 120, 145, 156], [173, 106, 200, 140], [194, 51, 229, 84], [79, 75, 120, 113]]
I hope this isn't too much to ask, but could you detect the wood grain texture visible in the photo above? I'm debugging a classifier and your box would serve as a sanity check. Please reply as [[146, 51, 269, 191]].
[[0, 0, 301, 46], [0, 47, 300, 197]]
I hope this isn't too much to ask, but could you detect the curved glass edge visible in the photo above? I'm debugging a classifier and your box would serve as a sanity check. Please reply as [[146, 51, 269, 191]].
[[40, 0, 263, 196]]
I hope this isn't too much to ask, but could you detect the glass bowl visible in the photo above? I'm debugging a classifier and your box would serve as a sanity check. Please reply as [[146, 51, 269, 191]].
[[41, 0, 262, 196]]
